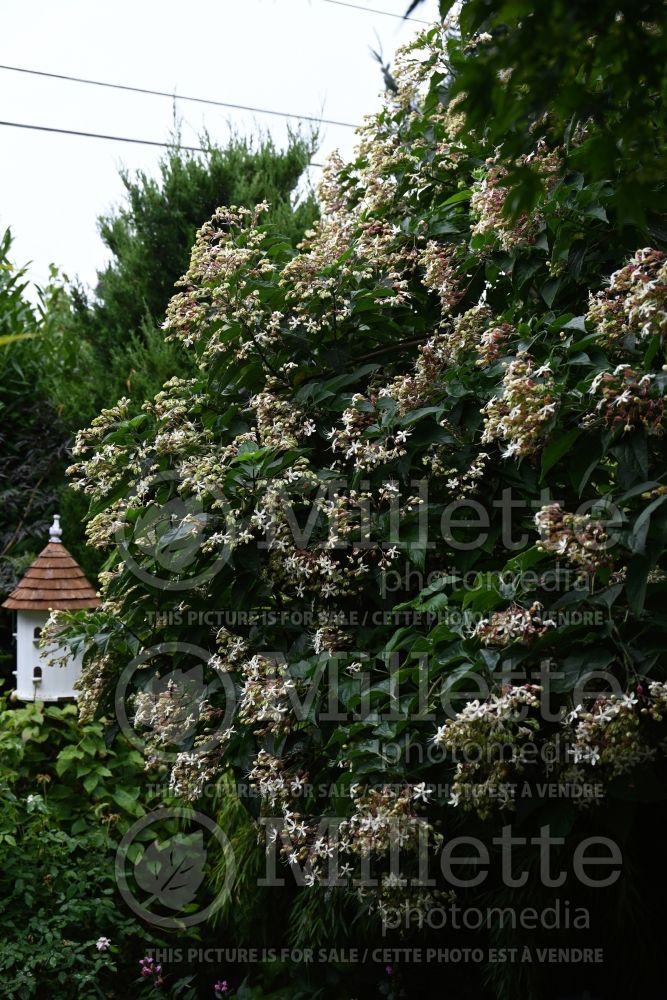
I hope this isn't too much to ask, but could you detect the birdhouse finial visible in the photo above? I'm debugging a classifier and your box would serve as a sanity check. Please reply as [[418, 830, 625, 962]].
[[49, 513, 63, 544]]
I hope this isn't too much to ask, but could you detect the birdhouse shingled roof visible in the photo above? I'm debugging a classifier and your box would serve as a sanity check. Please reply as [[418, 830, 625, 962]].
[[1, 518, 99, 612]]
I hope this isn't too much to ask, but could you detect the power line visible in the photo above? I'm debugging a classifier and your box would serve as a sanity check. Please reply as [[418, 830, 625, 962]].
[[321, 0, 429, 24], [0, 63, 358, 130], [0, 118, 324, 166], [0, 118, 207, 152]]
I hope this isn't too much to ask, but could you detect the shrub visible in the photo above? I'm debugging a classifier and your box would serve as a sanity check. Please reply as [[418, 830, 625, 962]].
[[59, 21, 667, 999]]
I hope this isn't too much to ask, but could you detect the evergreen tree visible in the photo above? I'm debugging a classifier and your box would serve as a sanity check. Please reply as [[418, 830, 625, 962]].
[[0, 132, 319, 604], [56, 131, 318, 429]]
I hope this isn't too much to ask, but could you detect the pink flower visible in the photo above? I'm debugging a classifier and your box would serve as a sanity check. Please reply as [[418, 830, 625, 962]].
[[214, 982, 229, 995]]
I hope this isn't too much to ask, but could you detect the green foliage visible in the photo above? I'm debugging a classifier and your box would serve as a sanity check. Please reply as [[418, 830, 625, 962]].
[[14, 5, 667, 996], [0, 824, 142, 999], [0, 131, 319, 617], [0, 691, 294, 998], [35, 13, 667, 1000], [0, 691, 161, 997], [0, 230, 34, 341], [60, 21, 667, 997], [408, 0, 667, 226], [0, 237, 70, 607], [0, 695, 149, 830]]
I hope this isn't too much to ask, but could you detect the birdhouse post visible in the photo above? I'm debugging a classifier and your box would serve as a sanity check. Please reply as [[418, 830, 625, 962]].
[[2, 514, 99, 701]]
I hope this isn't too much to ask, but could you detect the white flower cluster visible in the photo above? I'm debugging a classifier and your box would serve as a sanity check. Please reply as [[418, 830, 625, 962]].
[[215, 627, 249, 668], [470, 144, 560, 252], [164, 203, 282, 365], [564, 692, 657, 776], [238, 655, 297, 737], [587, 247, 667, 352], [481, 355, 558, 458], [247, 750, 295, 809], [534, 502, 612, 574], [312, 626, 351, 655], [583, 365, 664, 436], [169, 749, 222, 801], [339, 785, 425, 858], [644, 680, 667, 720], [472, 602, 556, 647], [329, 397, 413, 471], [419, 240, 463, 317], [434, 686, 542, 819], [378, 305, 506, 417], [249, 389, 314, 449], [133, 673, 206, 758]]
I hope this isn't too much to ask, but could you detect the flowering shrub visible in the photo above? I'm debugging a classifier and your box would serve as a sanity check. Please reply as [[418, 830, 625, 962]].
[[58, 19, 667, 1000]]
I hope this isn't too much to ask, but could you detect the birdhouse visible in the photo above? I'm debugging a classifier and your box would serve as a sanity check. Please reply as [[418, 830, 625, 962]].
[[1, 514, 99, 701]]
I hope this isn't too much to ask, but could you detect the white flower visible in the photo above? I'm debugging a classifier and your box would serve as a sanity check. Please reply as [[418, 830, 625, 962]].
[[538, 403, 557, 417], [95, 937, 111, 952], [412, 782, 432, 803]]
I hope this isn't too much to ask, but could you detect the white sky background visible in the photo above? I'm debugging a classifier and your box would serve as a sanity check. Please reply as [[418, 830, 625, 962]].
[[0, 0, 440, 295]]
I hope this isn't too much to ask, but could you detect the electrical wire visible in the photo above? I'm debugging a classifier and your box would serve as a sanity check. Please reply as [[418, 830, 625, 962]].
[[0, 118, 324, 165], [0, 63, 357, 129], [321, 0, 429, 24]]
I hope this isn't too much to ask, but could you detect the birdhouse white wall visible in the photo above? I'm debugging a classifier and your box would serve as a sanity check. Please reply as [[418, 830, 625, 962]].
[[13, 609, 84, 702], [2, 514, 99, 703]]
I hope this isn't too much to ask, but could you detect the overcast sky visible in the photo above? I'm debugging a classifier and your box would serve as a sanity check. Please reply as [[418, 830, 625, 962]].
[[0, 0, 439, 294]]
